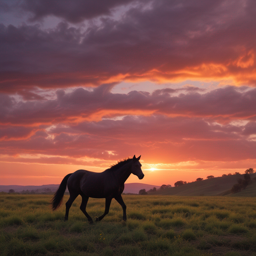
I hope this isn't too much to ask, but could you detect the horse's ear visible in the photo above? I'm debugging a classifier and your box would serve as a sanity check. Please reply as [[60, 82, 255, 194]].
[[133, 155, 136, 160], [137, 155, 141, 160]]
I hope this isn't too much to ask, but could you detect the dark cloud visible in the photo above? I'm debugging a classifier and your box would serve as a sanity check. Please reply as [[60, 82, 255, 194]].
[[51, 115, 242, 142], [0, 126, 38, 140], [1, 0, 256, 92], [23, 0, 137, 23], [1, 86, 256, 125], [243, 122, 256, 136], [1, 84, 256, 162]]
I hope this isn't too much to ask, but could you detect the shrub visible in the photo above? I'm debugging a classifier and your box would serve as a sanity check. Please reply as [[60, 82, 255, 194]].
[[247, 220, 256, 228], [69, 222, 84, 233], [229, 214, 244, 223], [231, 184, 242, 193], [228, 224, 248, 234], [17, 227, 40, 241], [6, 239, 28, 256], [142, 239, 170, 252], [117, 245, 141, 256], [127, 220, 139, 230], [197, 240, 212, 250], [151, 207, 170, 214], [25, 214, 37, 223], [142, 222, 157, 234], [214, 210, 230, 220], [5, 216, 23, 226], [172, 206, 192, 214], [232, 239, 251, 250], [128, 212, 146, 220], [132, 229, 147, 242], [157, 218, 186, 229], [170, 217, 186, 227], [157, 219, 173, 229], [182, 229, 196, 241], [163, 230, 176, 239], [139, 189, 147, 195]]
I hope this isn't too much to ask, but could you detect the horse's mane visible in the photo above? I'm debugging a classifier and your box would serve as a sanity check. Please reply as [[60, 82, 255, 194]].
[[107, 158, 132, 171]]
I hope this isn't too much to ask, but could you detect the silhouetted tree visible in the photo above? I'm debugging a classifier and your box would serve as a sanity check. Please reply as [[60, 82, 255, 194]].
[[148, 187, 157, 193], [243, 174, 251, 187], [228, 173, 232, 176], [139, 189, 147, 195], [232, 174, 252, 193], [237, 178, 243, 185], [196, 178, 203, 181], [234, 172, 240, 175], [231, 184, 242, 193], [174, 181, 185, 187], [207, 175, 214, 179], [222, 174, 227, 177], [8, 189, 15, 193], [160, 184, 167, 190], [244, 173, 251, 181], [245, 168, 254, 174]]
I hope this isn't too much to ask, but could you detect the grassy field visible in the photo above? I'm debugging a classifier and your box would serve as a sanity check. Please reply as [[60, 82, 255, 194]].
[[1, 194, 256, 256]]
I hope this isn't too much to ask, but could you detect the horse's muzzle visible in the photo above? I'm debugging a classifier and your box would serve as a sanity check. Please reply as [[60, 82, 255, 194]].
[[139, 174, 144, 179]]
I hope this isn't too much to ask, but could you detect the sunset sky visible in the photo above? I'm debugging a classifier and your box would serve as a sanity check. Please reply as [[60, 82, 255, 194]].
[[1, 0, 256, 186]]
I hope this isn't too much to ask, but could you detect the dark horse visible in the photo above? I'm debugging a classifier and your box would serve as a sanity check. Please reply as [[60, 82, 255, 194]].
[[51, 155, 144, 223]]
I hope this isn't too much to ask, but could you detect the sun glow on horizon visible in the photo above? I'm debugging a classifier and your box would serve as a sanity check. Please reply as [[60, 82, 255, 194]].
[[148, 167, 158, 172]]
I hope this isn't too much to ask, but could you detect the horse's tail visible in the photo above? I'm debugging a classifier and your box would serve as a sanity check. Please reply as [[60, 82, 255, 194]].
[[51, 173, 72, 211]]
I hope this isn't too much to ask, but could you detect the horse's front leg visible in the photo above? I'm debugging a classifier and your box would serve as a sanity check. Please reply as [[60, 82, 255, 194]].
[[80, 195, 93, 224], [115, 194, 127, 221], [96, 197, 112, 222]]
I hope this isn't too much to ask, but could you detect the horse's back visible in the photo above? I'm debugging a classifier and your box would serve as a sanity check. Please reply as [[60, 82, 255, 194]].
[[67, 170, 90, 194]]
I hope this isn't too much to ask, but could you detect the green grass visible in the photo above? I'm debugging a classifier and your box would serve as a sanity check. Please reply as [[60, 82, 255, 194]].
[[1, 194, 256, 255]]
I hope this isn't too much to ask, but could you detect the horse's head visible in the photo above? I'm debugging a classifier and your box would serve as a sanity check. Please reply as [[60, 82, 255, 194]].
[[131, 155, 144, 180]]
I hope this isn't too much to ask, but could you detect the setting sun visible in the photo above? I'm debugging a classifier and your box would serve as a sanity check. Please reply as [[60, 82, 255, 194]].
[[149, 167, 157, 172]]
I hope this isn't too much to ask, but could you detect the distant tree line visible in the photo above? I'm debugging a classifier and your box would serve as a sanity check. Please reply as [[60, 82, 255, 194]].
[[139, 168, 254, 195], [7, 188, 56, 194], [139, 184, 172, 194]]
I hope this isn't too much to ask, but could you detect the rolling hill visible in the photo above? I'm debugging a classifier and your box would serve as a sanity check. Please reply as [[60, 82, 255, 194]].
[[148, 173, 256, 196]]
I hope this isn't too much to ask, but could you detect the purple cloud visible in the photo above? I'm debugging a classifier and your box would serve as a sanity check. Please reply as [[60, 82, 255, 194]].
[[1, 86, 256, 125], [1, 0, 256, 92], [23, 0, 137, 22]]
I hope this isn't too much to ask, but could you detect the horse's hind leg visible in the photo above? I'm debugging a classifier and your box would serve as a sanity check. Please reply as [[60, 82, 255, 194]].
[[115, 194, 127, 221], [65, 192, 78, 221], [96, 197, 112, 222], [80, 195, 93, 224]]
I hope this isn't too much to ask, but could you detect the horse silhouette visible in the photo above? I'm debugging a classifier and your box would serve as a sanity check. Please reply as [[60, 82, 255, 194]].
[[51, 155, 144, 223]]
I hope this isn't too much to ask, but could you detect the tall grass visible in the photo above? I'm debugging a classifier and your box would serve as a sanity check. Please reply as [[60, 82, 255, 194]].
[[1, 194, 256, 255]]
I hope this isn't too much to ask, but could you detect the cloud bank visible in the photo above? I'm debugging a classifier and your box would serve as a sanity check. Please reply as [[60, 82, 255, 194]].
[[1, 0, 256, 94]]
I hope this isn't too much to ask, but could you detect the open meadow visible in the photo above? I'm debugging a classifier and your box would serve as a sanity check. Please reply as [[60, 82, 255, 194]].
[[1, 194, 256, 256]]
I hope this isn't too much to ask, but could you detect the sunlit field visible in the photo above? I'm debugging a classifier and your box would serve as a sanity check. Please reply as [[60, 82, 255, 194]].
[[1, 194, 256, 256]]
